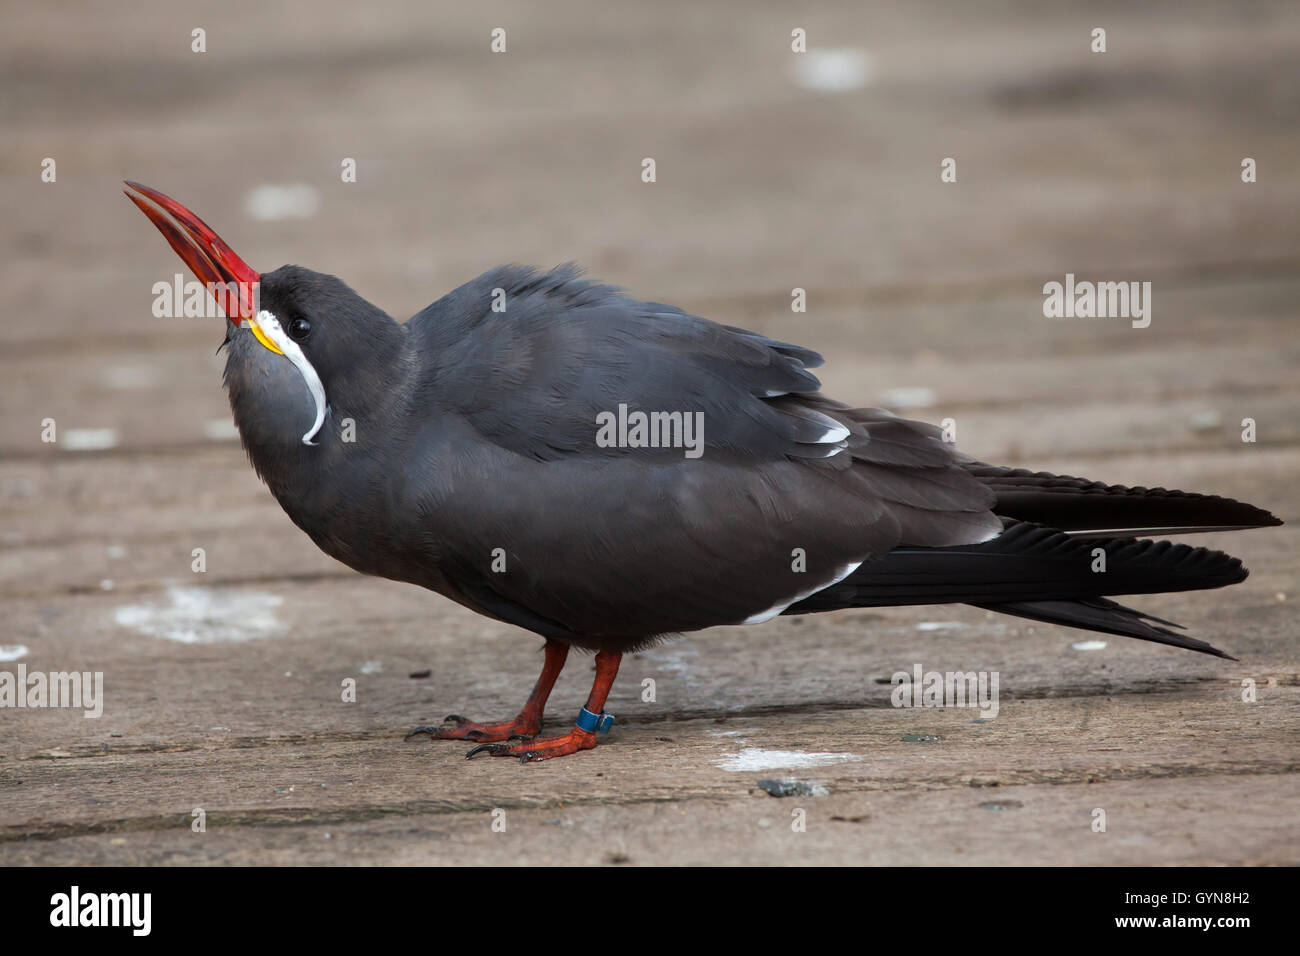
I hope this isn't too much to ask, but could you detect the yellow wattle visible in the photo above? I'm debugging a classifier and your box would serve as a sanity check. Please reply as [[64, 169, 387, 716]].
[[248, 318, 283, 354]]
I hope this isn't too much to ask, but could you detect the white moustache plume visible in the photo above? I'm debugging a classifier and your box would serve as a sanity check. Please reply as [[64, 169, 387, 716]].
[[250, 309, 327, 445]]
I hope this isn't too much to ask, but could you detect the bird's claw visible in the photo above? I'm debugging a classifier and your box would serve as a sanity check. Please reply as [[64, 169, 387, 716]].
[[463, 742, 536, 762], [408, 712, 542, 744], [463, 728, 599, 763]]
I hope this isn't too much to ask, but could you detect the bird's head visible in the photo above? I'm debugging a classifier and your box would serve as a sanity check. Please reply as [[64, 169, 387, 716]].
[[123, 182, 403, 454]]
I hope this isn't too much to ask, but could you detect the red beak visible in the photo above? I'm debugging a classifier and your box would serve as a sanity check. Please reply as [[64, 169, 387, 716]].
[[123, 181, 260, 324]]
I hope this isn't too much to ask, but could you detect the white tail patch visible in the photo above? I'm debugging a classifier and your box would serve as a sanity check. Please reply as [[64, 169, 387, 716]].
[[743, 559, 863, 625], [252, 309, 327, 445]]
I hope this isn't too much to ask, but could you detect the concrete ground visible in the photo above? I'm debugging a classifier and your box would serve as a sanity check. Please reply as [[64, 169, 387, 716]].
[[1, 1, 1297, 864]]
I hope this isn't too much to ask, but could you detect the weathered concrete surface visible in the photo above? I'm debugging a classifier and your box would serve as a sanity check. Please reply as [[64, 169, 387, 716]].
[[1, 1, 1297, 864]]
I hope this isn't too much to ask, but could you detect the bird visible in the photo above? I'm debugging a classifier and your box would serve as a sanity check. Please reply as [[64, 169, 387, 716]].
[[124, 181, 1282, 763]]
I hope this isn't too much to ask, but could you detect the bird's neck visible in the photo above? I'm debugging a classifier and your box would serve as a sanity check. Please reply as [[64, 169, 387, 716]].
[[226, 323, 414, 501]]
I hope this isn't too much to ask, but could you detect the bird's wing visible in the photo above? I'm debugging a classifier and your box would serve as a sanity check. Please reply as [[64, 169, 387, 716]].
[[411, 265, 845, 463], [403, 266, 1000, 639]]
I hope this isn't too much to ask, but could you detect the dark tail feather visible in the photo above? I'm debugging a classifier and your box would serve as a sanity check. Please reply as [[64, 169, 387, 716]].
[[786, 520, 1249, 656], [793, 520, 1249, 609], [975, 597, 1235, 659], [964, 462, 1283, 537]]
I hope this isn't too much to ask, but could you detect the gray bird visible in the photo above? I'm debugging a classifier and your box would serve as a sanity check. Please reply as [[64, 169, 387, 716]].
[[125, 181, 1282, 762]]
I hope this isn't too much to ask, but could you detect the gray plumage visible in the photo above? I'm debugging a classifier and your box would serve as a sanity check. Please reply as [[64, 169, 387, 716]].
[[220, 263, 1278, 658]]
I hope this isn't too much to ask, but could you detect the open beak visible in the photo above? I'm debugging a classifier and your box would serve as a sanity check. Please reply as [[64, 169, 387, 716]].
[[123, 181, 282, 354]]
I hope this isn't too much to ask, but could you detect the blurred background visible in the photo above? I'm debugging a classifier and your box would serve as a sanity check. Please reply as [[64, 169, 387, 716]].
[[1, 1, 1297, 865], [4, 1, 1298, 456]]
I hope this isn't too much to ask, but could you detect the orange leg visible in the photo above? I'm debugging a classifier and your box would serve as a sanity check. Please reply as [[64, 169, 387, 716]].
[[467, 650, 622, 763], [406, 639, 569, 743]]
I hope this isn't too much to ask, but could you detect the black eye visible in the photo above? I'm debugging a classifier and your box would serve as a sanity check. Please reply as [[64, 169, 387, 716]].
[[288, 317, 312, 340]]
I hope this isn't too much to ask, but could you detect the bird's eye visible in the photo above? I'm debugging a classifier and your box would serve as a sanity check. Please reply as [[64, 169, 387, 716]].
[[288, 317, 312, 340]]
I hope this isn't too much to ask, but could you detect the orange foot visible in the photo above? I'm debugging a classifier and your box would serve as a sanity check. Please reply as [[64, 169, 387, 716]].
[[465, 727, 599, 763], [405, 713, 540, 744]]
